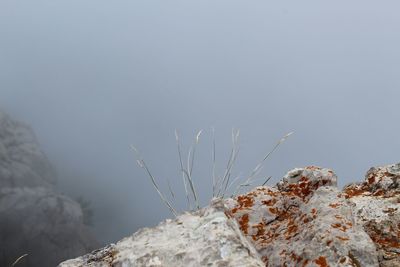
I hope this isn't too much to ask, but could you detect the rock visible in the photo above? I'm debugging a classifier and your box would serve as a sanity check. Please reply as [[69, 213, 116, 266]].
[[0, 110, 56, 188], [226, 166, 378, 266], [342, 163, 400, 267], [0, 110, 98, 267], [0, 187, 98, 267], [59, 199, 265, 267], [60, 164, 400, 267]]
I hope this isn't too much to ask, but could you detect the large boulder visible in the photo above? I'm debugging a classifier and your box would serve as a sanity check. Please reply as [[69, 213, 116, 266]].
[[0, 187, 98, 266], [60, 163, 400, 267], [226, 166, 379, 266], [342, 163, 400, 267], [60, 200, 264, 267], [0, 110, 98, 267]]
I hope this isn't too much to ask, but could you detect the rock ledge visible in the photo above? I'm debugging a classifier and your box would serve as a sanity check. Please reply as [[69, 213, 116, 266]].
[[60, 164, 400, 267]]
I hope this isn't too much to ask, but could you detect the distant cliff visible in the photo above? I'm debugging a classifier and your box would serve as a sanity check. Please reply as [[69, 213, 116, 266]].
[[0, 110, 98, 267], [60, 163, 400, 267]]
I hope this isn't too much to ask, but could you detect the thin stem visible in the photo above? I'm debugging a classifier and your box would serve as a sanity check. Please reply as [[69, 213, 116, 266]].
[[12, 254, 28, 267], [233, 132, 293, 195], [212, 127, 217, 197], [189, 130, 202, 176], [182, 168, 200, 210], [217, 129, 240, 197], [262, 176, 272, 186], [175, 130, 191, 210], [131, 146, 178, 217], [167, 179, 175, 200]]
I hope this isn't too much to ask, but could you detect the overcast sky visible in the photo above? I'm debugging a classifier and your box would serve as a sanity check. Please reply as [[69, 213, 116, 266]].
[[1, 0, 399, 244]]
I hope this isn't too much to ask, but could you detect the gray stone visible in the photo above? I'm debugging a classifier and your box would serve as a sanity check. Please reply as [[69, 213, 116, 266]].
[[226, 166, 378, 266], [0, 110, 55, 188], [0, 110, 98, 267], [0, 187, 98, 267], [60, 200, 264, 267], [343, 163, 400, 267], [60, 164, 400, 267]]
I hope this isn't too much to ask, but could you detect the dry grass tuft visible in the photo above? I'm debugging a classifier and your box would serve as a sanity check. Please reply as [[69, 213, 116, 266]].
[[132, 130, 293, 216]]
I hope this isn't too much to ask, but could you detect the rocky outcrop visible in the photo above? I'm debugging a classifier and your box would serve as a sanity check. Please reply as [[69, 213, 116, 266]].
[[0, 110, 98, 267], [60, 163, 400, 267], [0, 110, 56, 188], [60, 200, 265, 267], [226, 166, 378, 266], [342, 164, 400, 267]]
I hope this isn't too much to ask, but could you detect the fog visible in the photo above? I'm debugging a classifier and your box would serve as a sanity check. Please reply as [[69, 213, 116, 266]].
[[1, 0, 399, 245]]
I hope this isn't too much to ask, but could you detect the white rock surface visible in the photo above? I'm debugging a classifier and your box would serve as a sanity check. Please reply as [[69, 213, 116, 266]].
[[60, 200, 264, 267], [226, 166, 378, 266], [342, 163, 400, 267], [60, 164, 400, 267]]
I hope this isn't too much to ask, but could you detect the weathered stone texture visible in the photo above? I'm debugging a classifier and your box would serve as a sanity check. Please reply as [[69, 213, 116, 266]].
[[226, 166, 378, 266], [60, 200, 265, 267], [60, 163, 400, 267], [343, 163, 400, 267]]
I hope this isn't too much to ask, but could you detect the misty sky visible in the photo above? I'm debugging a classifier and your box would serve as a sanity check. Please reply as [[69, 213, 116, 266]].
[[1, 0, 399, 244]]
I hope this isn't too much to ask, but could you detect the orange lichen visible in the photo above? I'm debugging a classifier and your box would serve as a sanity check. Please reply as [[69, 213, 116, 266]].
[[311, 208, 317, 214], [227, 169, 349, 266], [285, 218, 299, 240], [257, 187, 279, 197], [364, 220, 400, 258], [262, 198, 278, 206], [224, 211, 232, 218], [336, 236, 350, 241], [305, 166, 321, 171], [261, 256, 269, 265], [329, 203, 341, 208], [311, 208, 317, 219], [282, 176, 331, 201], [231, 195, 254, 214], [331, 223, 348, 232], [227, 165, 399, 267], [314, 256, 329, 267], [383, 207, 398, 214], [269, 207, 278, 214], [251, 222, 266, 240], [290, 252, 303, 263], [342, 187, 368, 199], [367, 173, 376, 184], [370, 235, 400, 248], [238, 214, 249, 234]]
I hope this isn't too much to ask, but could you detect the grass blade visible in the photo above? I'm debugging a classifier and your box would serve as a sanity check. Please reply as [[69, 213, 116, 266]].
[[131, 145, 178, 216], [11, 254, 28, 267], [212, 127, 217, 197], [175, 130, 191, 210], [233, 132, 293, 195]]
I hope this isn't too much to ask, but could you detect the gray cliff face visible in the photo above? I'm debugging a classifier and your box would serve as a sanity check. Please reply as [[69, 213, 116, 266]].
[[0, 110, 55, 188], [60, 163, 400, 267], [0, 110, 98, 267]]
